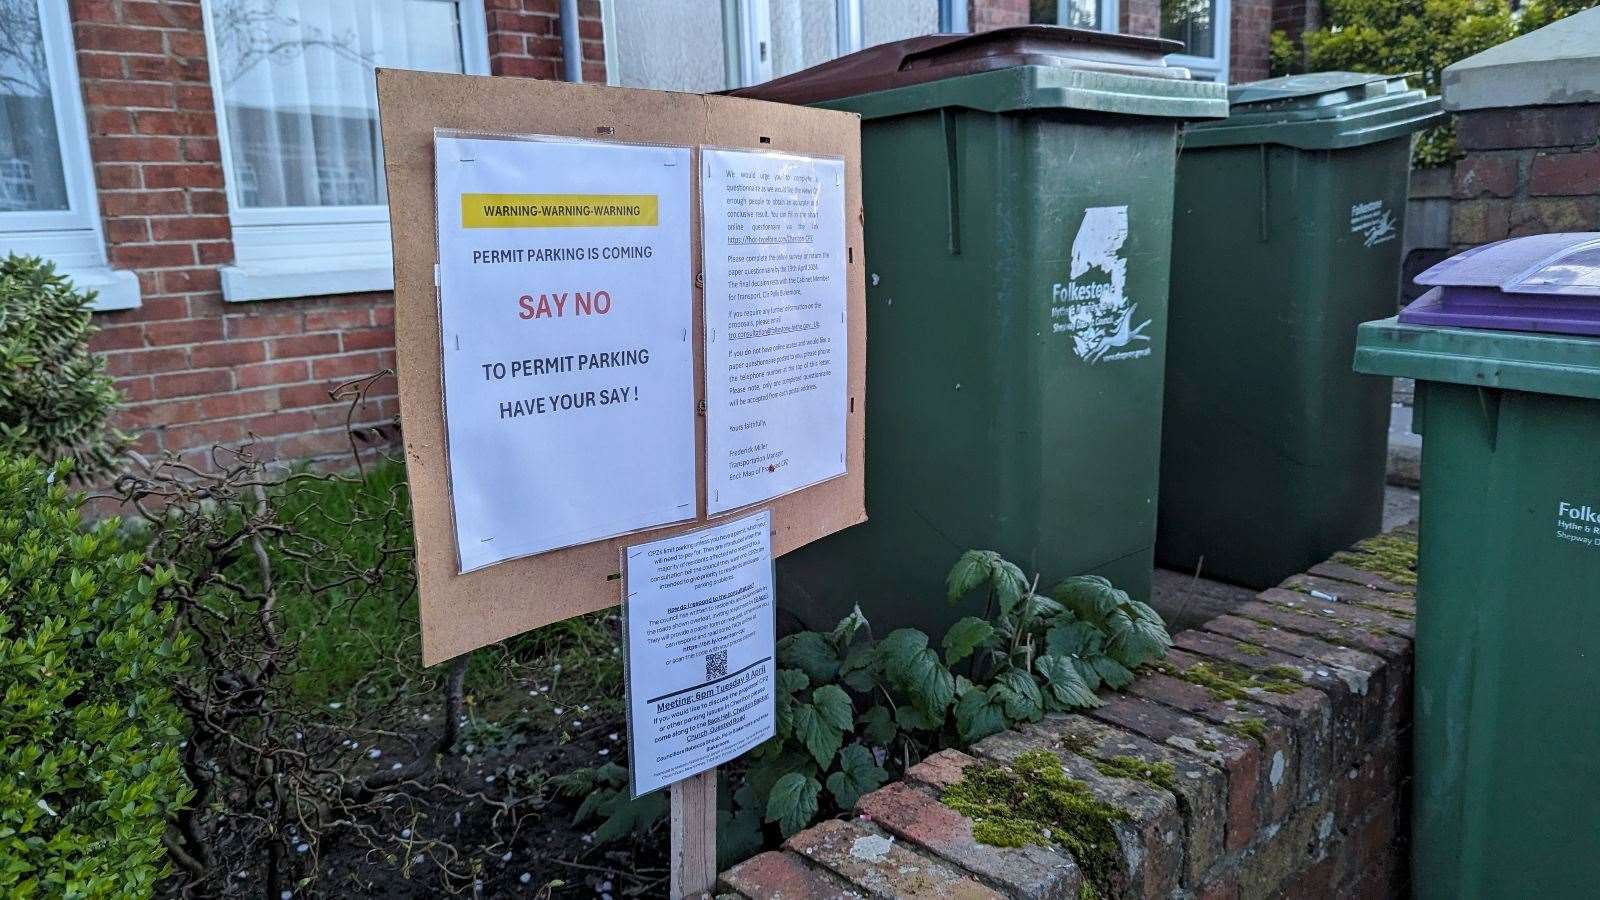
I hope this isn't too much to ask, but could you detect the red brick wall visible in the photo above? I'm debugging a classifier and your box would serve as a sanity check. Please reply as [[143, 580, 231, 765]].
[[968, 0, 1028, 31], [1273, 0, 1322, 44], [1449, 105, 1600, 249], [721, 535, 1419, 899], [485, 0, 606, 83], [69, 0, 600, 469], [1122, 0, 1161, 36], [1231, 0, 1273, 82]]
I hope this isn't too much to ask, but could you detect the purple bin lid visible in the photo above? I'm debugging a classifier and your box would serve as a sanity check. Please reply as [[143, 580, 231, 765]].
[[1399, 232, 1600, 336]]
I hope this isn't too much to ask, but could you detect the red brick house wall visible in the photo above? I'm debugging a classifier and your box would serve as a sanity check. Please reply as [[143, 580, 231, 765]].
[[68, 1, 1262, 471], [1230, 0, 1274, 82], [71, 0, 600, 469]]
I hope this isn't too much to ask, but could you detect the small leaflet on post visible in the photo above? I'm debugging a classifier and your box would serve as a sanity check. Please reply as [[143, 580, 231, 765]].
[[701, 149, 848, 515], [433, 133, 696, 573], [623, 511, 776, 797]]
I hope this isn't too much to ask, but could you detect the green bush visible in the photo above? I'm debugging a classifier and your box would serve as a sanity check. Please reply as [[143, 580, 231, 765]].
[[0, 255, 126, 479], [1273, 0, 1596, 166], [0, 454, 192, 898]]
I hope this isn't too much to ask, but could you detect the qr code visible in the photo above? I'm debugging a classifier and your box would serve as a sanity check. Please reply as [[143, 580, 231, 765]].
[[705, 648, 729, 680]]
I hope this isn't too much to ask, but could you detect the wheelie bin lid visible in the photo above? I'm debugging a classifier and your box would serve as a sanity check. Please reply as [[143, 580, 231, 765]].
[[1183, 71, 1443, 150], [728, 25, 1227, 121], [1354, 233, 1600, 400]]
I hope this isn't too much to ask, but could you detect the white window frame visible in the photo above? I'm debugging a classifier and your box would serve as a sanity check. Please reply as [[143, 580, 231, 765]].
[[601, 0, 967, 91], [0, 0, 139, 310], [200, 0, 489, 303], [1162, 0, 1230, 82], [1036, 0, 1122, 33]]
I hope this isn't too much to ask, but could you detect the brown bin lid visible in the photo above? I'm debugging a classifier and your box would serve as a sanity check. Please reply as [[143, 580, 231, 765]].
[[729, 25, 1189, 106]]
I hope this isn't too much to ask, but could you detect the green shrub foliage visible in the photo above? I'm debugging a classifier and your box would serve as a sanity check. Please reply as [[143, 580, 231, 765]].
[[0, 454, 192, 897], [0, 255, 126, 479], [1272, 0, 1596, 166]]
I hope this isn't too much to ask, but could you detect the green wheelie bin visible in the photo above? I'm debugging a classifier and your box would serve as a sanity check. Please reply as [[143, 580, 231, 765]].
[[1354, 233, 1600, 899], [1156, 73, 1442, 589], [733, 26, 1226, 637]]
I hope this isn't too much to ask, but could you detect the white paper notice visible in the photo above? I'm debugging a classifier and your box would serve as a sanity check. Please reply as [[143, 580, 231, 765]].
[[623, 510, 776, 797], [434, 134, 696, 573], [701, 149, 848, 515]]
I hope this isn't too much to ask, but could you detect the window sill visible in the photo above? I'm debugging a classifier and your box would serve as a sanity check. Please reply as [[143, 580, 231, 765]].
[[75, 267, 141, 312], [219, 255, 395, 303]]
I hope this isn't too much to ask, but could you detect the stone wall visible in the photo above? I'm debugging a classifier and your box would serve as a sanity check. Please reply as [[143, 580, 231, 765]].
[[719, 536, 1418, 899]]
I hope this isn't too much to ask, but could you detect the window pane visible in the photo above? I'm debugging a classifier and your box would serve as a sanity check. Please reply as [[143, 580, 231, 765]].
[[769, 0, 837, 79], [1161, 0, 1216, 57], [212, 0, 466, 209], [1030, 0, 1101, 29], [609, 0, 728, 92], [862, 0, 942, 47], [0, 1, 68, 212]]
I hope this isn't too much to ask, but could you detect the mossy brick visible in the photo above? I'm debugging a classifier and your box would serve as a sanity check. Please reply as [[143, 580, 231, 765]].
[[1198, 616, 1398, 749], [855, 780, 1085, 899], [904, 748, 981, 792], [1084, 695, 1260, 853], [1231, 599, 1412, 661], [784, 819, 1004, 900], [1123, 669, 1300, 822], [972, 729, 1183, 900], [718, 850, 866, 899], [1172, 629, 1364, 769], [1257, 587, 1415, 640], [1231, 789, 1337, 899], [1334, 739, 1406, 825], [1298, 561, 1414, 598], [1019, 713, 1227, 888]]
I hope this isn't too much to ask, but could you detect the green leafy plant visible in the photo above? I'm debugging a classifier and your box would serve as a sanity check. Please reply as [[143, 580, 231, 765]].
[[0, 454, 192, 897], [0, 255, 126, 479], [565, 550, 1174, 861], [1270, 0, 1596, 166]]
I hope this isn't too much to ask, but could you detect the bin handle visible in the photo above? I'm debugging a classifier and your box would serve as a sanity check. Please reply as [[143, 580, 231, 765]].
[[942, 108, 962, 256], [1257, 144, 1270, 244]]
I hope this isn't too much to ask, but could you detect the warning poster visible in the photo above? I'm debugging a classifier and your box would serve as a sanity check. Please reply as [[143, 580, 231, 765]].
[[433, 133, 697, 572]]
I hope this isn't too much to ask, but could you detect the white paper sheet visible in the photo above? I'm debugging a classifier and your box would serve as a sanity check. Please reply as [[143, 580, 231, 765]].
[[701, 148, 849, 516], [623, 510, 776, 797], [434, 134, 696, 572]]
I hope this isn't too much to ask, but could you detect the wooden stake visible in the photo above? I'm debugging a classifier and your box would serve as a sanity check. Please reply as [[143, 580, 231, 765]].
[[670, 768, 718, 899]]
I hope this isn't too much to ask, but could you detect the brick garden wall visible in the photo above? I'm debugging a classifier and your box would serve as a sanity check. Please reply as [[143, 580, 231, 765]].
[[1448, 104, 1600, 250], [721, 536, 1418, 899], [73, 0, 599, 469]]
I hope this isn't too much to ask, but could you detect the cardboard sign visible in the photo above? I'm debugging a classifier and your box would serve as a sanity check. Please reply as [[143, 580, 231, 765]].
[[702, 149, 849, 515], [434, 134, 697, 571], [623, 511, 776, 797], [376, 70, 866, 665]]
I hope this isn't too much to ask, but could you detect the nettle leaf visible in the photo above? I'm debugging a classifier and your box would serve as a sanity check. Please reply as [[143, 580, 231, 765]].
[[831, 605, 870, 648], [717, 804, 765, 870], [1051, 575, 1127, 620], [593, 790, 669, 844], [774, 668, 810, 738], [990, 669, 1044, 722], [953, 683, 1008, 744], [945, 550, 993, 602], [811, 684, 854, 732], [1106, 611, 1171, 668], [791, 702, 845, 768], [766, 772, 822, 837], [838, 643, 878, 693], [878, 628, 956, 717], [990, 557, 1030, 616], [1023, 591, 1065, 621], [1071, 654, 1103, 692], [857, 705, 897, 746], [894, 703, 944, 732], [941, 616, 995, 666], [778, 632, 840, 685], [1092, 654, 1137, 689], [746, 746, 815, 806], [1046, 619, 1104, 658], [826, 743, 889, 810], [1036, 653, 1102, 710]]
